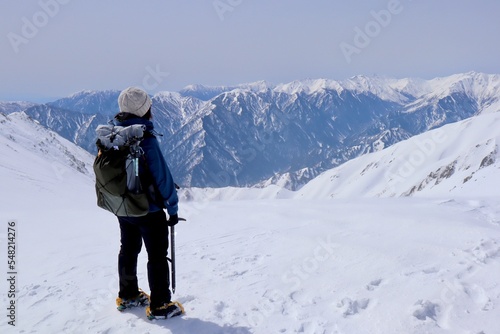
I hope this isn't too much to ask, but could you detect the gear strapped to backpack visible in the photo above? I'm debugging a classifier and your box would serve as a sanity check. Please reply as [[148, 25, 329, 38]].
[[93, 124, 150, 217]]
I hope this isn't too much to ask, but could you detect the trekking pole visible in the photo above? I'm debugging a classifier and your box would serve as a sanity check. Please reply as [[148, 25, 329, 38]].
[[170, 218, 186, 295]]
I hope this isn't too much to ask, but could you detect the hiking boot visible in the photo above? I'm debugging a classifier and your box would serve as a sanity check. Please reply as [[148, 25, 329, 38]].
[[146, 301, 184, 320], [116, 290, 150, 311]]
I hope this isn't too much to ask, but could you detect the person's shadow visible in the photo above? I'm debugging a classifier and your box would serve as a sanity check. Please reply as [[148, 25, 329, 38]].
[[123, 302, 253, 333], [155, 316, 253, 333], [125, 307, 253, 334]]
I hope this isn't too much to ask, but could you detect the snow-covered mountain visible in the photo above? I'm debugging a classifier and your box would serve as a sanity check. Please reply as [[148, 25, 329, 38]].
[[24, 91, 206, 154], [17, 72, 500, 189], [179, 81, 275, 100], [47, 90, 121, 115], [23, 104, 110, 153], [177, 72, 499, 189], [0, 101, 37, 114], [174, 111, 500, 204]]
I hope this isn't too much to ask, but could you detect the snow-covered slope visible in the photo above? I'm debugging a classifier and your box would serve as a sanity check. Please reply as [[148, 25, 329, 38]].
[[0, 112, 93, 184], [0, 112, 94, 209], [297, 112, 500, 199], [1, 111, 500, 334]]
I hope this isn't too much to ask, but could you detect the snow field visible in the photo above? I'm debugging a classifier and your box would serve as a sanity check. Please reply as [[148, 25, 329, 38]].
[[2, 185, 500, 333]]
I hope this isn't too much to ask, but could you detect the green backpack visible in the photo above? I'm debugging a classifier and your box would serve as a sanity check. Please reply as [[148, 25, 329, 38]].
[[93, 124, 150, 217]]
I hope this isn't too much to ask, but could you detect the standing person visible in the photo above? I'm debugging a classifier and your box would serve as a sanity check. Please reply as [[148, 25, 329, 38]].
[[113, 87, 183, 319]]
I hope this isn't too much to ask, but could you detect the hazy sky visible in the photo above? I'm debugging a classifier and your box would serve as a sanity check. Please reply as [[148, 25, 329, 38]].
[[1, 0, 499, 102]]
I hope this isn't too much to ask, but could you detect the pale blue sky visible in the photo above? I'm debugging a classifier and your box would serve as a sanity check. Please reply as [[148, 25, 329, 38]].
[[1, 0, 499, 102]]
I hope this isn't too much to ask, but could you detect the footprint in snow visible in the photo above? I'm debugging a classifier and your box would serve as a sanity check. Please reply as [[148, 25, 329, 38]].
[[468, 239, 500, 264], [366, 278, 382, 291], [463, 284, 494, 311], [455, 239, 500, 281], [412, 300, 440, 321], [337, 298, 370, 317]]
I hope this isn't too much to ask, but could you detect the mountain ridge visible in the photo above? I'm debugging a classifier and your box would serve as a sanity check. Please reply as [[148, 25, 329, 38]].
[[2, 71, 499, 189]]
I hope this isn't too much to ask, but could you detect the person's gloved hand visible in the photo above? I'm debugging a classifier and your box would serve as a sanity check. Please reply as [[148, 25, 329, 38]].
[[167, 214, 179, 226]]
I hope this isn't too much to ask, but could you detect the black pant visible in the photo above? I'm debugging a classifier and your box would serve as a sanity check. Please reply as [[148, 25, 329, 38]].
[[117, 210, 171, 309]]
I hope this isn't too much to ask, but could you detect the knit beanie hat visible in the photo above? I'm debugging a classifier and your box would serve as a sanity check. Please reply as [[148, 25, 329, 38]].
[[118, 87, 152, 117]]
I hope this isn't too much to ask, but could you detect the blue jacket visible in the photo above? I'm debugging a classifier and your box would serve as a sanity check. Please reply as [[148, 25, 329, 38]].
[[115, 115, 178, 216]]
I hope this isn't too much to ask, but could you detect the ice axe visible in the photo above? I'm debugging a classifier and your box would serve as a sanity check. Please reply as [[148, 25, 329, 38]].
[[169, 217, 186, 294]]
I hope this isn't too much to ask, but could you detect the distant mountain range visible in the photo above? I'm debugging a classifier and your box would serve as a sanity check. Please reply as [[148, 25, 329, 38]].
[[2, 71, 499, 189]]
